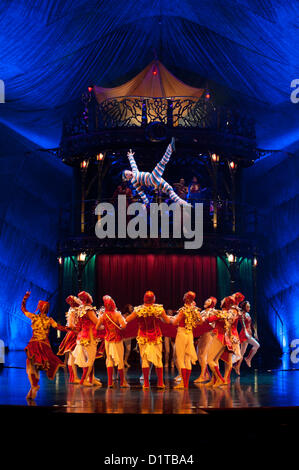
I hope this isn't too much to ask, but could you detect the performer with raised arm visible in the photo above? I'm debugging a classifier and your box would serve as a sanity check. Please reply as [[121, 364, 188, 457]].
[[171, 291, 202, 389], [125, 291, 171, 389], [194, 296, 218, 384], [21, 291, 69, 400], [57, 295, 82, 383], [234, 300, 260, 374], [122, 138, 189, 207], [72, 291, 102, 387], [96, 295, 129, 388]]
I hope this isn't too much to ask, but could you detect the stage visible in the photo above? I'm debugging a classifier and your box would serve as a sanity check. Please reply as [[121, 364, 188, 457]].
[[1, 351, 299, 413]]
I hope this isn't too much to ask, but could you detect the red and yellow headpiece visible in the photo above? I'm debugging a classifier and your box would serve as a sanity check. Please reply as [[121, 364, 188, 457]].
[[144, 291, 156, 304], [78, 291, 93, 304], [103, 295, 116, 311]]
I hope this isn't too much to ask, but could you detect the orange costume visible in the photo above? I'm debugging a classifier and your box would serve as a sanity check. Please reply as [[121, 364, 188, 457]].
[[172, 291, 202, 389], [126, 291, 171, 389], [96, 295, 128, 388], [21, 291, 68, 399]]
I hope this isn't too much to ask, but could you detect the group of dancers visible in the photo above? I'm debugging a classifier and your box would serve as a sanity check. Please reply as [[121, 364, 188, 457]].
[[22, 288, 260, 400]]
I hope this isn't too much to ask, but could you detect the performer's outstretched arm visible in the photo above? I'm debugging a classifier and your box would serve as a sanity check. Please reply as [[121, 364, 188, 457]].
[[160, 309, 171, 324], [127, 150, 138, 172], [21, 291, 35, 319], [125, 311, 137, 323], [49, 318, 69, 332], [171, 310, 184, 326]]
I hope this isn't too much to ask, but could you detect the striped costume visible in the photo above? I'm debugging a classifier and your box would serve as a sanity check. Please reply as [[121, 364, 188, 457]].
[[127, 143, 188, 206]]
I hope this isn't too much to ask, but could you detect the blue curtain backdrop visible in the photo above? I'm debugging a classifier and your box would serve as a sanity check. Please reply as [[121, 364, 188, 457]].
[[0, 124, 72, 350], [0, 1, 298, 149], [243, 151, 299, 353]]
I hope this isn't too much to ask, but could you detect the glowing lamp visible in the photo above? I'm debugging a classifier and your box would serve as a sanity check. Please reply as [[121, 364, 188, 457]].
[[80, 160, 89, 169], [152, 65, 158, 76], [77, 252, 87, 262], [58, 257, 63, 265], [211, 153, 219, 163], [227, 253, 236, 263], [229, 161, 236, 170], [97, 152, 104, 161], [205, 92, 210, 100], [88, 86, 93, 93], [253, 257, 258, 267]]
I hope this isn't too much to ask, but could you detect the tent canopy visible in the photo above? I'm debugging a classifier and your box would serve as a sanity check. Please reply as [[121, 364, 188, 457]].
[[94, 61, 204, 102]]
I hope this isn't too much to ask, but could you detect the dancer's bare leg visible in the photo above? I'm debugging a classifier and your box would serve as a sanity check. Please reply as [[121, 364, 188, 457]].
[[206, 338, 225, 387], [245, 336, 260, 367], [234, 342, 248, 375], [194, 333, 212, 383]]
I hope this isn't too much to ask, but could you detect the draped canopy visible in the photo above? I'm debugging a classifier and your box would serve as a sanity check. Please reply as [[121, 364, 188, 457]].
[[94, 61, 204, 102]]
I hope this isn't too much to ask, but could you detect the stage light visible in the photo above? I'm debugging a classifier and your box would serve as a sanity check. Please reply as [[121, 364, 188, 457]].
[[227, 253, 236, 263], [80, 160, 89, 169], [58, 257, 63, 265], [153, 66, 158, 76], [96, 152, 104, 161], [253, 257, 258, 267], [229, 161, 237, 170], [205, 91, 211, 100], [77, 252, 86, 262], [211, 153, 219, 163], [88, 86, 93, 93]]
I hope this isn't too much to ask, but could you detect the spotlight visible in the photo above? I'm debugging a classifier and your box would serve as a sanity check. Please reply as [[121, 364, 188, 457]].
[[88, 86, 93, 93], [205, 91, 211, 100], [253, 257, 258, 267], [58, 257, 63, 265], [229, 161, 237, 170], [152, 65, 158, 76]]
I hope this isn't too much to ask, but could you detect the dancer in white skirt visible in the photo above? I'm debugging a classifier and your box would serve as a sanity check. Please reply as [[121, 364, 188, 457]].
[[171, 291, 202, 389], [194, 296, 218, 384], [72, 291, 102, 386], [126, 291, 172, 389], [96, 295, 128, 388]]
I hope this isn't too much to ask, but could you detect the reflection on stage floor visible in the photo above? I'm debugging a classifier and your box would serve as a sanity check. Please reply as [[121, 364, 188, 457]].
[[1, 351, 299, 413]]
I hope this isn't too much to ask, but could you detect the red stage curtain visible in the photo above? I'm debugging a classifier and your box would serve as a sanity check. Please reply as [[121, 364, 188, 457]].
[[96, 254, 216, 312]]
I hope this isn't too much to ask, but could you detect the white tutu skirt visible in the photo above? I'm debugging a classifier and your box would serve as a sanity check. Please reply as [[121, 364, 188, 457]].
[[139, 342, 163, 368], [105, 340, 124, 368], [73, 341, 97, 368]]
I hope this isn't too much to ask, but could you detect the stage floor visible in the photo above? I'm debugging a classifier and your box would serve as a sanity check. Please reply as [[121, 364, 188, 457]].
[[1, 351, 299, 413]]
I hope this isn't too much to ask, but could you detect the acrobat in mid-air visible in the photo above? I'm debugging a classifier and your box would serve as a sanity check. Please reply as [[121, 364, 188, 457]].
[[122, 138, 189, 207]]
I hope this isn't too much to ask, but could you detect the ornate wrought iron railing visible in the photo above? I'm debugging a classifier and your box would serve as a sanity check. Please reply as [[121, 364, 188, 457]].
[[95, 96, 255, 137], [63, 96, 255, 140]]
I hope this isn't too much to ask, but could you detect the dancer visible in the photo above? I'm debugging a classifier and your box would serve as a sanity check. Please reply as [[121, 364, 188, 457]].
[[164, 309, 176, 369], [194, 297, 218, 383], [58, 295, 82, 383], [72, 291, 102, 387], [234, 300, 260, 374], [205, 296, 241, 387], [122, 304, 134, 368], [21, 291, 68, 400], [126, 291, 171, 389], [122, 139, 189, 207], [96, 295, 128, 388], [171, 291, 202, 389]]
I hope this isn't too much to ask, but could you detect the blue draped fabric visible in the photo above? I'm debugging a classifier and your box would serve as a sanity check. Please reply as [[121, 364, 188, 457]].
[[243, 150, 299, 353], [0, 123, 72, 350], [0, 1, 298, 149]]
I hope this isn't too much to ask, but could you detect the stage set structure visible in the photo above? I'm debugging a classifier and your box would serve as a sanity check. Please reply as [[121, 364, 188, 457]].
[[56, 61, 262, 331]]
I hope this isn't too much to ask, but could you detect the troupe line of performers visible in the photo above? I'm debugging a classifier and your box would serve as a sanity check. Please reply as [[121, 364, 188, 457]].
[[21, 290, 260, 400]]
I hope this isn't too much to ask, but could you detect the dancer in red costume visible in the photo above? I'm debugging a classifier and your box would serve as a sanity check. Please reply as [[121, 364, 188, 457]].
[[194, 296, 218, 384], [171, 291, 202, 389], [22, 291, 69, 400], [126, 291, 171, 389], [96, 295, 128, 388], [72, 291, 102, 386], [234, 300, 260, 374], [58, 295, 82, 383], [206, 296, 241, 386]]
